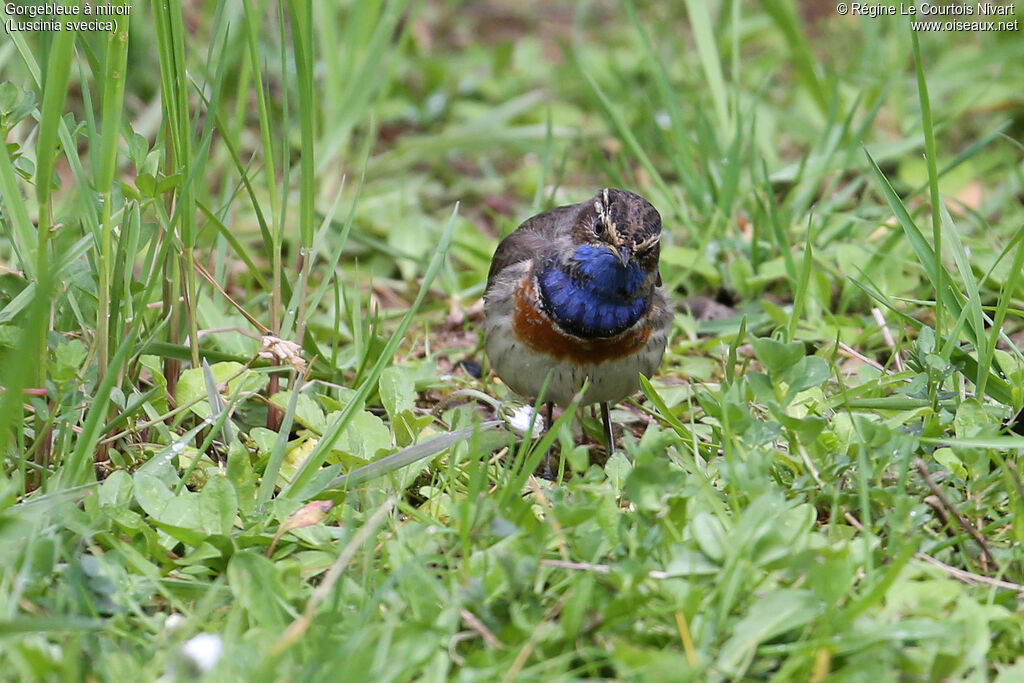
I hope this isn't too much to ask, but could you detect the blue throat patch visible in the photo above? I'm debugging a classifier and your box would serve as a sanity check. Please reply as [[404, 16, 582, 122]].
[[539, 244, 649, 338]]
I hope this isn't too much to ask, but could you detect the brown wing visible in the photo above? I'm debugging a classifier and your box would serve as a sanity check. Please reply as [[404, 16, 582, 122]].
[[485, 203, 581, 286]]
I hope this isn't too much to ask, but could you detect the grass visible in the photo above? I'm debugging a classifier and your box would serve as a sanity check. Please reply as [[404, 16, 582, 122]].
[[2, 0, 1024, 680]]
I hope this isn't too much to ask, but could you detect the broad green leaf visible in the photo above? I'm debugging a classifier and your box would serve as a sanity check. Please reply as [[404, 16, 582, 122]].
[[752, 337, 805, 375], [226, 440, 258, 516], [622, 457, 683, 511], [0, 82, 36, 131], [784, 356, 830, 401], [717, 590, 825, 675], [560, 574, 595, 640], [336, 410, 393, 462], [689, 512, 728, 563], [664, 546, 721, 576], [176, 361, 265, 419], [98, 470, 133, 509], [51, 339, 87, 383], [270, 390, 327, 434], [197, 475, 237, 536], [132, 471, 206, 546], [393, 409, 432, 447], [227, 551, 289, 629], [379, 366, 416, 422], [933, 447, 968, 480]]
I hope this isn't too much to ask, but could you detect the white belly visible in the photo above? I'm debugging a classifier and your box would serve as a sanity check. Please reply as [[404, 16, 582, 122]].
[[485, 316, 668, 406]]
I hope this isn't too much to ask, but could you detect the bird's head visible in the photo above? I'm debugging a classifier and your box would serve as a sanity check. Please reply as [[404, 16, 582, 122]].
[[566, 188, 663, 298]]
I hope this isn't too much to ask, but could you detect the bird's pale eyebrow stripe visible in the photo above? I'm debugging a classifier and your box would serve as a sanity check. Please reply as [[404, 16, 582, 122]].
[[593, 189, 620, 243], [637, 234, 660, 251]]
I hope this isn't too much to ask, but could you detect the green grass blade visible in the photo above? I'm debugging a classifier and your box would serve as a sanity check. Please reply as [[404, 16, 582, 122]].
[[281, 203, 459, 500]]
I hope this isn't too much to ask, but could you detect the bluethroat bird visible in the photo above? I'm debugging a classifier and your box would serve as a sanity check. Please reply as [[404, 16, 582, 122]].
[[484, 188, 672, 451]]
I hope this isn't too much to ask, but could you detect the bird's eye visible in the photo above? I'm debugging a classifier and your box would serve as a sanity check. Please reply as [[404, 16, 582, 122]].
[[593, 220, 606, 236]]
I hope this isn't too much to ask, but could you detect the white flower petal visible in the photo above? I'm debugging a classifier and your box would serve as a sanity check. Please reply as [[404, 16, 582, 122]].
[[180, 633, 223, 674]]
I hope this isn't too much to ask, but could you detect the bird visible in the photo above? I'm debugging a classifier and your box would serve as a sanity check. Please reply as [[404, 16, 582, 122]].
[[483, 188, 672, 452]]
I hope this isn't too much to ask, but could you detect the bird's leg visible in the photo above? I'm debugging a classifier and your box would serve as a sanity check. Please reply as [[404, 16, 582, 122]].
[[601, 402, 614, 454]]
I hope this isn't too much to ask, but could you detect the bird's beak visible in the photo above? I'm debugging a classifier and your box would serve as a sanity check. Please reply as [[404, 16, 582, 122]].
[[615, 245, 632, 267]]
